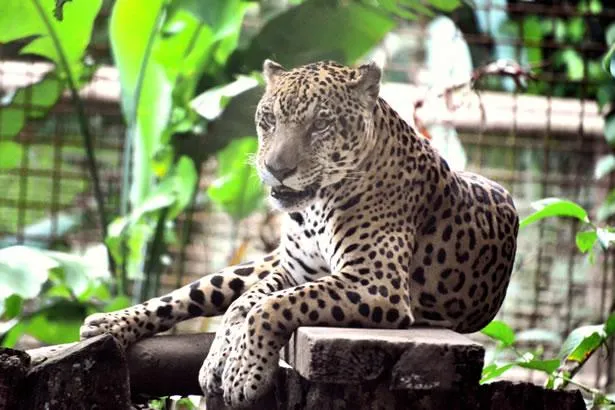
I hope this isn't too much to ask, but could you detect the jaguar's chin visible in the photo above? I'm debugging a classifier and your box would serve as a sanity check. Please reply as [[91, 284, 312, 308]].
[[269, 184, 318, 211]]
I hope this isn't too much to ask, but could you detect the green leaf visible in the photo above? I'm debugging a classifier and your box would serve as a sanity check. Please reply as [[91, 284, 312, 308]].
[[0, 246, 57, 300], [207, 136, 265, 221], [557, 49, 584, 81], [517, 358, 560, 374], [559, 324, 605, 361], [0, 142, 23, 170], [426, 0, 462, 12], [553, 19, 566, 42], [2, 320, 27, 348], [575, 230, 597, 253], [110, 0, 172, 205], [0, 0, 100, 147], [398, 0, 433, 17], [45, 250, 101, 297], [175, 0, 250, 40], [152, 146, 175, 178], [566, 17, 585, 43], [378, 0, 417, 19], [593, 393, 615, 406], [106, 220, 153, 280], [588, 60, 608, 83], [605, 313, 615, 336], [595, 155, 615, 179], [159, 156, 198, 219], [480, 362, 515, 383], [0, 0, 101, 69], [1, 294, 23, 319], [588, 0, 602, 14], [112, 0, 248, 207], [0, 0, 100, 140], [567, 332, 603, 363], [238, 0, 395, 69], [520, 198, 589, 228], [0, 75, 64, 140], [605, 115, 615, 145], [523, 17, 543, 65], [126, 223, 152, 280], [602, 44, 615, 77], [481, 320, 515, 347], [3, 301, 85, 346], [45, 282, 73, 299]]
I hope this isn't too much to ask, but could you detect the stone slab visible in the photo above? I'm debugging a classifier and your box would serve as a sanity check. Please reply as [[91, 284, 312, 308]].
[[284, 327, 485, 390]]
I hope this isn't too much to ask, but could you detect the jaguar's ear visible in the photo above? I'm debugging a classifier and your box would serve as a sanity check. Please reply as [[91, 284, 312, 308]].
[[263, 59, 286, 87], [350, 62, 381, 106]]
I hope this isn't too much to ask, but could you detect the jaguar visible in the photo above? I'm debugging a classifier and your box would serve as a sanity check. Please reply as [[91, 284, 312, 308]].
[[81, 59, 519, 407]]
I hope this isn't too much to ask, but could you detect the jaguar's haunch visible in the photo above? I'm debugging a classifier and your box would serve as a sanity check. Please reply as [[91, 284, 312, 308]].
[[80, 60, 519, 407]]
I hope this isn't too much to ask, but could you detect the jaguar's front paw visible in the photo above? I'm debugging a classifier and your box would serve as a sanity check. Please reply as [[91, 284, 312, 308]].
[[221, 326, 280, 408], [199, 327, 236, 397], [80, 310, 141, 347], [80, 312, 111, 339]]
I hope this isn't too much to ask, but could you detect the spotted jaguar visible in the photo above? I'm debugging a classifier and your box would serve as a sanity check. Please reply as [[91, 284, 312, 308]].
[[81, 59, 519, 407]]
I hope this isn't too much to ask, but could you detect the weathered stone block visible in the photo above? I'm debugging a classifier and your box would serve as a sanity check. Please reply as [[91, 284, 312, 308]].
[[24, 334, 130, 410], [0, 348, 30, 409], [284, 327, 484, 390]]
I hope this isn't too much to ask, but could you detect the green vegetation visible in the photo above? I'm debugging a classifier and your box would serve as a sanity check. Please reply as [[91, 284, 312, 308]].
[[482, 195, 615, 406]]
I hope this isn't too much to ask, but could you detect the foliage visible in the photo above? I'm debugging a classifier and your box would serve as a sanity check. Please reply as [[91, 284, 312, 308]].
[[0, 0, 101, 145], [481, 316, 615, 406], [519, 198, 589, 229], [487, 0, 609, 99], [0, 246, 127, 347], [482, 192, 615, 403], [148, 396, 197, 410]]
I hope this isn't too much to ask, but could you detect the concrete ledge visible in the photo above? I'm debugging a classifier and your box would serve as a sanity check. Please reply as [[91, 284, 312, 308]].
[[284, 327, 484, 390]]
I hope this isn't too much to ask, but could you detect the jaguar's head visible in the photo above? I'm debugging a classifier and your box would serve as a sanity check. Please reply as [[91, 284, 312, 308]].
[[255, 59, 382, 211]]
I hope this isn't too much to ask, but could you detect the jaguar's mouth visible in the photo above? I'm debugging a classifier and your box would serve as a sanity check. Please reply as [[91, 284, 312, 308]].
[[270, 184, 317, 208]]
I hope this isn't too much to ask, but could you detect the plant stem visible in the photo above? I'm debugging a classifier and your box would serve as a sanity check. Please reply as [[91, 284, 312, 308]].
[[31, 0, 115, 274], [143, 208, 169, 299], [553, 374, 613, 401]]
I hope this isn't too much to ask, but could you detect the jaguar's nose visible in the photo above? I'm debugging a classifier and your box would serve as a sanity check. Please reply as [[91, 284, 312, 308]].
[[265, 162, 297, 182]]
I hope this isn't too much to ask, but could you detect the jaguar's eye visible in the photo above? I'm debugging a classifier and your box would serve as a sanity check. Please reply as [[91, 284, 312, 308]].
[[312, 118, 330, 133], [261, 112, 276, 130]]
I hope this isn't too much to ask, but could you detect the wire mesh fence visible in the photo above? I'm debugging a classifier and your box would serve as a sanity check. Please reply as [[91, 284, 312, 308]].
[[1, 0, 614, 391]]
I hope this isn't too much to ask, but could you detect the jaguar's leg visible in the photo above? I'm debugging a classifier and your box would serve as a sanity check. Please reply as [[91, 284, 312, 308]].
[[200, 269, 299, 396], [220, 272, 413, 407], [79, 249, 281, 347]]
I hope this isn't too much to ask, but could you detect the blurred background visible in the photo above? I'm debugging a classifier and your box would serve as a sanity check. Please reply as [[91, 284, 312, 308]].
[[1, 0, 615, 406]]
